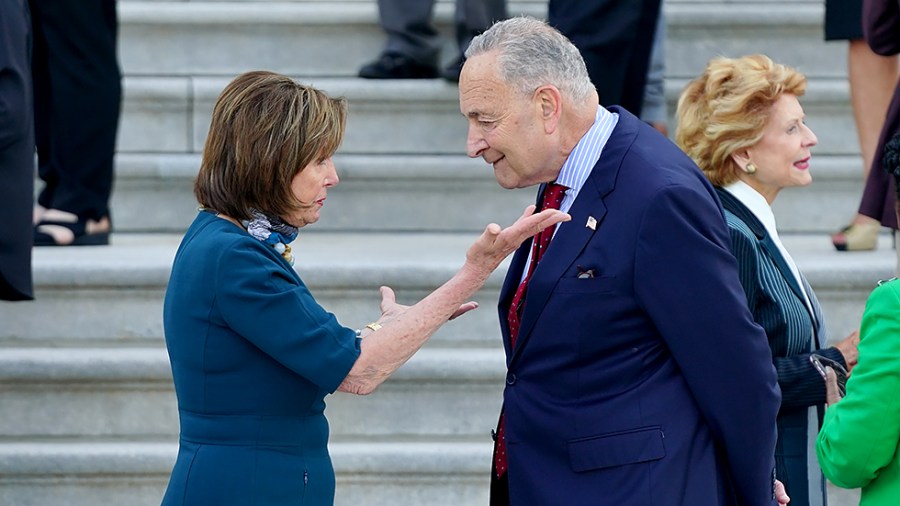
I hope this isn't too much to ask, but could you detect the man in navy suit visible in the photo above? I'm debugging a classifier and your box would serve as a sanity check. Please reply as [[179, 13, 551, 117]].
[[458, 17, 787, 505]]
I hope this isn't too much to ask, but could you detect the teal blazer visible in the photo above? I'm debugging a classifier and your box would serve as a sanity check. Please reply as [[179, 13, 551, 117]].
[[817, 279, 900, 506]]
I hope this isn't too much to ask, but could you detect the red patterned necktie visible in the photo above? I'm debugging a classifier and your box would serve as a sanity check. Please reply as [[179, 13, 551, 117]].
[[494, 182, 567, 478]]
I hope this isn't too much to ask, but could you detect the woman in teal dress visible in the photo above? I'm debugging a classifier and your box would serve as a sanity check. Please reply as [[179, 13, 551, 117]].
[[161, 71, 569, 505]]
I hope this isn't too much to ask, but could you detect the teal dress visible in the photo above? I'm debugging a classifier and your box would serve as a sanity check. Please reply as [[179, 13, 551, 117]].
[[162, 212, 361, 505]]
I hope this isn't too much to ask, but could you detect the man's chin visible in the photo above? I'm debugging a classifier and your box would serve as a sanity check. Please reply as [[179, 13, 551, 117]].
[[492, 166, 518, 189], [493, 173, 531, 190]]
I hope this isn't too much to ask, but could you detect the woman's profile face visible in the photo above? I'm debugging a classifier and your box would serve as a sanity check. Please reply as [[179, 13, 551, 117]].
[[742, 93, 818, 201], [285, 155, 339, 228]]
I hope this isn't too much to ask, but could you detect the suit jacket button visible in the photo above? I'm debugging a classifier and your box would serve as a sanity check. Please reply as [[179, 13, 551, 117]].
[[506, 373, 517, 385]]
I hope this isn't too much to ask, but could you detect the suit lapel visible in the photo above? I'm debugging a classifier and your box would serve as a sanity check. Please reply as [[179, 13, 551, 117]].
[[498, 186, 545, 357], [716, 189, 823, 347], [800, 273, 826, 349], [507, 107, 635, 364], [716, 190, 808, 302]]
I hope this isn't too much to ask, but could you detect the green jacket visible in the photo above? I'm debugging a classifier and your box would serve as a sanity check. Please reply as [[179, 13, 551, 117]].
[[816, 279, 900, 505]]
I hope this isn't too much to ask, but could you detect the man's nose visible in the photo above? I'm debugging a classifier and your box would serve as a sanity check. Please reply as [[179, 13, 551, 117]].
[[467, 129, 487, 158]]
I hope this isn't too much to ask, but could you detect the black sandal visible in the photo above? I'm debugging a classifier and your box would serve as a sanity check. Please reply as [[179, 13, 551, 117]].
[[34, 216, 111, 246]]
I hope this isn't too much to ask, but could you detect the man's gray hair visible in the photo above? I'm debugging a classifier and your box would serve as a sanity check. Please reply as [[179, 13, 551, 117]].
[[465, 16, 594, 102]]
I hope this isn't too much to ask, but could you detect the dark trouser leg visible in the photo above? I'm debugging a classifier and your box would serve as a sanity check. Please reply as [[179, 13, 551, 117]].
[[454, 0, 508, 54], [378, 0, 442, 66], [30, 0, 121, 221], [548, 0, 661, 116]]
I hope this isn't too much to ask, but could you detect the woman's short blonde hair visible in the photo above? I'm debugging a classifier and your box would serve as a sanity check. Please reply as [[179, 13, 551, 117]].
[[195, 71, 347, 221], [675, 54, 807, 186]]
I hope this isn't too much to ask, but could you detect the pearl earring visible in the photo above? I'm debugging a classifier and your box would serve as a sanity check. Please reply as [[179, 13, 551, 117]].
[[745, 163, 757, 175]]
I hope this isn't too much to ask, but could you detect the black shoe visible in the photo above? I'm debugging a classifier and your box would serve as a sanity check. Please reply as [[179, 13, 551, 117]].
[[358, 52, 438, 79], [442, 56, 466, 82], [33, 211, 111, 247]]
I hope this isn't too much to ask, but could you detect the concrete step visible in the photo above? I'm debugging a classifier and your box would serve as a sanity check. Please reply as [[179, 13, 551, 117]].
[[0, 439, 860, 506], [3, 232, 893, 345], [8, 2, 869, 504], [117, 76, 475, 155], [117, 75, 855, 157], [1, 233, 521, 347], [116, 2, 836, 79], [116, 29, 851, 157], [666, 2, 843, 81], [107, 0, 865, 235], [110, 152, 536, 233], [117, 1, 542, 78], [113, 77, 861, 234], [0, 439, 494, 506], [0, 347, 504, 439], [109, 150, 864, 235]]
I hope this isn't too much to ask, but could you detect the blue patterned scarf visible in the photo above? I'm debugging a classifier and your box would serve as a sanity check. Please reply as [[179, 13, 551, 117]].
[[243, 209, 298, 265]]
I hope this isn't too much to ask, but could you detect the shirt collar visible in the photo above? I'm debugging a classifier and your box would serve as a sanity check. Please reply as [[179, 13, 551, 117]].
[[723, 180, 780, 240], [554, 106, 618, 202]]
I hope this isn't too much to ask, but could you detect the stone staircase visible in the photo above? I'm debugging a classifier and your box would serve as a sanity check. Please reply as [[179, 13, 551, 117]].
[[0, 1, 893, 504]]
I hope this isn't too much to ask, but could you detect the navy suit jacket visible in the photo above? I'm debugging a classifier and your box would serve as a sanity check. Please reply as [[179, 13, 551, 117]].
[[497, 108, 782, 505]]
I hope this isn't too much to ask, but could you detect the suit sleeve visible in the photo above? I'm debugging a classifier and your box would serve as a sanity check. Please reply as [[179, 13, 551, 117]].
[[215, 239, 361, 393], [726, 221, 841, 409], [816, 282, 900, 488], [774, 346, 844, 409], [634, 182, 781, 506], [863, 0, 900, 56]]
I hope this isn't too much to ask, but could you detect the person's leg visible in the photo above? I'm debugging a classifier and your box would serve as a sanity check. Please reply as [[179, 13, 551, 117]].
[[548, 0, 660, 116], [31, 0, 119, 246], [832, 41, 898, 250], [618, 0, 661, 119], [641, 8, 667, 136], [443, 0, 507, 81], [29, 0, 53, 223], [358, 0, 441, 78], [454, 0, 507, 54], [849, 39, 897, 181]]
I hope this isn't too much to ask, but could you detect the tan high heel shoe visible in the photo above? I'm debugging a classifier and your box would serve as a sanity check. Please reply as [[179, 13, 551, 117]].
[[832, 221, 881, 251]]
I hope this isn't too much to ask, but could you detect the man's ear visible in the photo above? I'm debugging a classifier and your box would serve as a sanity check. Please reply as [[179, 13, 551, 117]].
[[534, 85, 562, 134]]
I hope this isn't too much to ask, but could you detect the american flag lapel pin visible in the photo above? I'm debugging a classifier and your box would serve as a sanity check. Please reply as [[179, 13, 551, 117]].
[[586, 216, 597, 230]]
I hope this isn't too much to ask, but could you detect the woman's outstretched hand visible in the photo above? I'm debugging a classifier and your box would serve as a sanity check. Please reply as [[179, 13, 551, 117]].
[[466, 205, 571, 276], [371, 286, 480, 333], [339, 206, 570, 394]]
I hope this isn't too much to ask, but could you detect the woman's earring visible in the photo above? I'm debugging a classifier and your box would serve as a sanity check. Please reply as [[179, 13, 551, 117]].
[[745, 163, 757, 175]]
